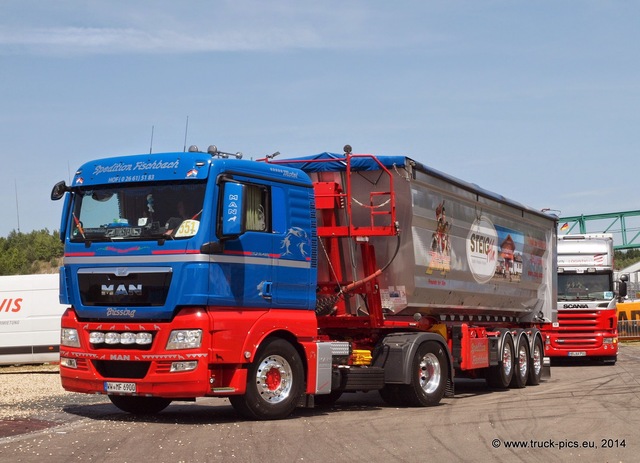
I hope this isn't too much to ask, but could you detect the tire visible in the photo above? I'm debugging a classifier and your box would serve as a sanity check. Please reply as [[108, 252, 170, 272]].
[[487, 334, 514, 389], [510, 335, 529, 389], [379, 384, 408, 407], [108, 395, 172, 414], [313, 391, 343, 408], [527, 336, 544, 386], [400, 341, 448, 407], [230, 338, 304, 420]]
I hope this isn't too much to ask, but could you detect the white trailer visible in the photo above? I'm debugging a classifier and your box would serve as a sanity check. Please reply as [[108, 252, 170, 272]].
[[0, 274, 66, 365]]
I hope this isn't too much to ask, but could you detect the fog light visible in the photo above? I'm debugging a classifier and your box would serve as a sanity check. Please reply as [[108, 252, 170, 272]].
[[60, 357, 78, 369], [120, 332, 136, 345], [105, 332, 121, 344], [170, 361, 198, 372], [90, 332, 105, 344], [137, 332, 153, 345]]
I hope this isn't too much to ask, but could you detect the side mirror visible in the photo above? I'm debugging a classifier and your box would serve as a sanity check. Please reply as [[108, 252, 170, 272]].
[[618, 274, 628, 300], [51, 181, 69, 200]]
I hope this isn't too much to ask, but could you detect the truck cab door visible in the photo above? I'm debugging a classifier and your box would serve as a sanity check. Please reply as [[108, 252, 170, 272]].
[[214, 180, 274, 309]]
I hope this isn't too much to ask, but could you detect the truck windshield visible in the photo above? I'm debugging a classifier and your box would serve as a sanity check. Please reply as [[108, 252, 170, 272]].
[[70, 181, 207, 242], [557, 273, 613, 301]]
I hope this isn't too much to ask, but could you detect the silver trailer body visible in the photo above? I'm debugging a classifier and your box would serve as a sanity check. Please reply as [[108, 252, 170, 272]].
[[306, 155, 557, 324]]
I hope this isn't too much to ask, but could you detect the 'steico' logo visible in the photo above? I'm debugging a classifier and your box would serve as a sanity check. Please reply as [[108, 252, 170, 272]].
[[467, 216, 498, 284]]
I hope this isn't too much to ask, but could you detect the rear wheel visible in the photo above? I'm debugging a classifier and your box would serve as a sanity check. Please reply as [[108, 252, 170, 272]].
[[487, 334, 515, 389], [510, 335, 529, 388], [401, 341, 448, 407], [230, 338, 304, 420], [528, 336, 544, 385], [108, 395, 172, 414]]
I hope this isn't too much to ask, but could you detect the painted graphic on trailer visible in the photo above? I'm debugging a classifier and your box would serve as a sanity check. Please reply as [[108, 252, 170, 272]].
[[494, 225, 524, 283], [426, 201, 451, 276], [467, 216, 498, 284], [418, 197, 527, 285], [466, 216, 524, 284]]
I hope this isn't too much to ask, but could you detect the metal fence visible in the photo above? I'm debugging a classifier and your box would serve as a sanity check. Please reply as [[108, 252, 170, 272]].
[[618, 320, 640, 340]]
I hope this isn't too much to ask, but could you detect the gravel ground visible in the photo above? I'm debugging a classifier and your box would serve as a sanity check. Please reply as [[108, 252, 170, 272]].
[[0, 363, 109, 438], [0, 363, 68, 419]]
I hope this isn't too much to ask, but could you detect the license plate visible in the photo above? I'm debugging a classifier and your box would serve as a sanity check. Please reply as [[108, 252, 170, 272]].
[[104, 382, 137, 393], [568, 351, 587, 357]]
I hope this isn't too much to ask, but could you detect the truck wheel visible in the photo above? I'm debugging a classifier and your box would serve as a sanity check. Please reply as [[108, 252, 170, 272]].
[[487, 334, 514, 389], [379, 384, 408, 407], [108, 395, 172, 414], [230, 338, 304, 420], [510, 335, 529, 388], [313, 391, 343, 408], [527, 336, 544, 385], [401, 341, 448, 407]]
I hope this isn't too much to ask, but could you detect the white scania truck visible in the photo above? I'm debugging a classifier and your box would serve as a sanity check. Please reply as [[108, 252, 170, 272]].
[[544, 234, 618, 363]]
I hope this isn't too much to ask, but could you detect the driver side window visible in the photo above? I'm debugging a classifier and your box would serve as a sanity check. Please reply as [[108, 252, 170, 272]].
[[245, 184, 270, 232]]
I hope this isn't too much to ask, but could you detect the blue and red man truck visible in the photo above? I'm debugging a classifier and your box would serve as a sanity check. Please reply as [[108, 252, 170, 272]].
[[51, 145, 557, 419]]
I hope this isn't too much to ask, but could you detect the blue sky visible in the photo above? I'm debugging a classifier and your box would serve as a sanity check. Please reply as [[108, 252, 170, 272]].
[[1, 1, 639, 238]]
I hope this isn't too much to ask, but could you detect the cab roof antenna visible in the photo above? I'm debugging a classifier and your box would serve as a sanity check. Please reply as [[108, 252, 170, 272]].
[[183, 116, 189, 152]]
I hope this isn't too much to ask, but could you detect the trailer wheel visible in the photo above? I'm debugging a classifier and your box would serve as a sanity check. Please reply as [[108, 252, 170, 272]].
[[510, 335, 529, 389], [487, 334, 514, 389], [108, 395, 172, 414], [230, 338, 304, 420], [401, 341, 447, 407], [527, 336, 544, 385]]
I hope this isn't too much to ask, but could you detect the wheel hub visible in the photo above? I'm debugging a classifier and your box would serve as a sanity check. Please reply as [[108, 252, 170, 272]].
[[256, 354, 292, 403]]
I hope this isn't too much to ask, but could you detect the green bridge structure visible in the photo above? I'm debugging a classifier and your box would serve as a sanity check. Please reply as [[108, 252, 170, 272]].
[[558, 210, 640, 250]]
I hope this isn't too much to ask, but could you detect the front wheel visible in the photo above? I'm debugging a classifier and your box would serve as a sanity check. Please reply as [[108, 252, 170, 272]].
[[230, 338, 304, 420], [108, 395, 172, 414], [400, 341, 448, 407]]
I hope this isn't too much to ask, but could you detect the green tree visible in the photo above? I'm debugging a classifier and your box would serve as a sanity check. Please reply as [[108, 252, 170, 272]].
[[0, 229, 63, 275], [614, 249, 640, 270]]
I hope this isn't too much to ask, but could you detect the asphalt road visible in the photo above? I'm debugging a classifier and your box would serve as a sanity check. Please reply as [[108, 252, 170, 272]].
[[2, 345, 640, 463]]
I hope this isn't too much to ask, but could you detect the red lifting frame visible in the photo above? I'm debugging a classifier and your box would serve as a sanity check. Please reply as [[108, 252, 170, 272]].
[[267, 153, 398, 238], [267, 153, 399, 328]]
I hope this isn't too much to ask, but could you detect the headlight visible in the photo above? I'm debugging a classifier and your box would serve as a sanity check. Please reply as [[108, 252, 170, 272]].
[[61, 328, 81, 347], [166, 329, 202, 350], [603, 337, 616, 344]]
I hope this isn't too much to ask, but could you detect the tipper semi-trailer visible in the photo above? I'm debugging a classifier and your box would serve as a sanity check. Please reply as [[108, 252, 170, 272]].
[[51, 145, 557, 420]]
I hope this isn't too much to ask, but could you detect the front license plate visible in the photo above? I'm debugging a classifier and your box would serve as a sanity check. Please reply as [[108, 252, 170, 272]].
[[568, 351, 587, 357], [104, 381, 137, 393]]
